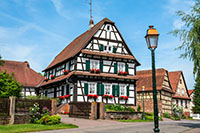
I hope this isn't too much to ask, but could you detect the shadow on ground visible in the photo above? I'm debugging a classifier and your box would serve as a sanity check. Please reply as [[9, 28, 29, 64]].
[[178, 122, 200, 128]]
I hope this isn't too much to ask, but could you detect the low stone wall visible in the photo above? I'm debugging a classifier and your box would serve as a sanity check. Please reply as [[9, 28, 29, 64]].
[[14, 114, 30, 124], [105, 111, 142, 120], [0, 116, 10, 125]]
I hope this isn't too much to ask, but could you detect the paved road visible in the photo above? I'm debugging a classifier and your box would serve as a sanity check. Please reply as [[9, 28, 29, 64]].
[[35, 115, 200, 133]]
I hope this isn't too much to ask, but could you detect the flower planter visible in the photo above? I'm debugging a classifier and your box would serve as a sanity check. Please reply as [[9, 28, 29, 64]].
[[50, 75, 55, 80], [44, 77, 49, 82], [64, 95, 70, 99], [119, 96, 128, 100], [88, 94, 98, 101], [118, 71, 128, 76], [63, 69, 69, 75]]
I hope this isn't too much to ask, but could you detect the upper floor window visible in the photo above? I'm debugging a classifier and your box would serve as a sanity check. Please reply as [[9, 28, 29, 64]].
[[180, 79, 182, 84], [120, 85, 126, 96], [118, 63, 125, 72], [177, 88, 180, 95], [105, 84, 111, 95], [182, 89, 184, 95], [89, 83, 96, 94], [90, 60, 99, 69]]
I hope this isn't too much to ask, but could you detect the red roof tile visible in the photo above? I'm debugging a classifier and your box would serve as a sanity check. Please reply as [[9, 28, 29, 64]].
[[168, 71, 181, 92], [172, 95, 191, 100], [188, 89, 194, 96], [136, 68, 173, 93], [0, 60, 43, 87]]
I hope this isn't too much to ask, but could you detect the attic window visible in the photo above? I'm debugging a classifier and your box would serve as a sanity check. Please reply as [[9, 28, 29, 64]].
[[180, 79, 182, 84], [107, 25, 110, 31], [104, 46, 107, 50]]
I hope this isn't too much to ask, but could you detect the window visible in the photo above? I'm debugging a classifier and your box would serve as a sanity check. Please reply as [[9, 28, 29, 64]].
[[107, 25, 110, 31], [180, 79, 182, 84], [108, 46, 111, 51], [120, 85, 126, 96], [104, 46, 107, 50], [118, 63, 125, 72], [90, 60, 99, 69], [89, 83, 96, 94], [182, 89, 184, 95], [178, 100, 181, 106], [185, 100, 187, 108], [177, 88, 180, 95], [183, 100, 185, 107], [105, 84, 111, 95]]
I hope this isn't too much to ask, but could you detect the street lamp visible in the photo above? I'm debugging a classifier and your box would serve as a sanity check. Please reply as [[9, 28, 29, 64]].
[[145, 25, 160, 133], [142, 86, 145, 120]]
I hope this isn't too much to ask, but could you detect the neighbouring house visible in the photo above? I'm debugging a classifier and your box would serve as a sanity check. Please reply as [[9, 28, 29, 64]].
[[168, 71, 191, 117], [188, 89, 194, 117], [136, 68, 174, 115], [0, 60, 43, 97], [40, 17, 140, 107]]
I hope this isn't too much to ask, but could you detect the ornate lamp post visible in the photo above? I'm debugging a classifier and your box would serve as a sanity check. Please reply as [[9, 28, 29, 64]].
[[142, 86, 145, 120], [145, 25, 160, 133]]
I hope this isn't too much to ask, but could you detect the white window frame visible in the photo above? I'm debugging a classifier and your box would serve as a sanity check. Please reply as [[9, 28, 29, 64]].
[[118, 63, 125, 72], [119, 84, 126, 96], [104, 83, 112, 95], [183, 100, 185, 107], [89, 82, 96, 94], [178, 100, 181, 106], [90, 60, 99, 69]]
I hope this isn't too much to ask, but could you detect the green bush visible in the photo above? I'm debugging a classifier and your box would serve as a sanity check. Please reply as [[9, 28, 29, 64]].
[[105, 104, 135, 112], [144, 112, 162, 121], [37, 115, 61, 125], [137, 105, 141, 112], [163, 112, 171, 118]]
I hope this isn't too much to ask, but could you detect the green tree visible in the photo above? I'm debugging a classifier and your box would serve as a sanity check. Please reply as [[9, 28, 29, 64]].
[[170, 0, 200, 76], [0, 55, 5, 66], [0, 71, 22, 98], [193, 74, 200, 113]]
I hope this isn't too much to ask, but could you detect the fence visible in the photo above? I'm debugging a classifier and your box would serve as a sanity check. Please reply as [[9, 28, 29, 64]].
[[0, 97, 55, 125]]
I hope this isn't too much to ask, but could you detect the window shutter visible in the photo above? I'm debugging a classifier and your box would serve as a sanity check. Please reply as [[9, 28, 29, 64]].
[[100, 61, 103, 72], [84, 83, 88, 95], [112, 85, 115, 96], [86, 60, 90, 71], [100, 44, 104, 51], [114, 63, 118, 74], [97, 83, 101, 95], [101, 84, 104, 95], [116, 85, 120, 96], [61, 86, 64, 96], [68, 61, 71, 71], [66, 84, 70, 95], [113, 47, 117, 53], [125, 63, 129, 73], [126, 86, 130, 97]]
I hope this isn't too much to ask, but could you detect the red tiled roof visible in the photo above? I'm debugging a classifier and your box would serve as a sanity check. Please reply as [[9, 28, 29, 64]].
[[188, 89, 194, 96], [136, 68, 173, 93], [43, 17, 140, 71], [40, 71, 138, 87], [0, 60, 43, 87], [173, 95, 191, 100], [168, 71, 181, 92]]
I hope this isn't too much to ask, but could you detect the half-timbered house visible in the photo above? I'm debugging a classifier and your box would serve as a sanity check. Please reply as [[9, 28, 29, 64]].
[[168, 71, 191, 117], [136, 68, 174, 114], [40, 18, 140, 107]]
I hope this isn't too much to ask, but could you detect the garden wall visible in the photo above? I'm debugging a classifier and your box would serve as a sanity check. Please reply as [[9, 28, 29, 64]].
[[105, 111, 142, 120], [0, 97, 54, 125]]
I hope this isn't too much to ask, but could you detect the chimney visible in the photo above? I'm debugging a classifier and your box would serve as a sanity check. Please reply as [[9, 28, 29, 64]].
[[24, 61, 30, 68], [89, 19, 94, 29]]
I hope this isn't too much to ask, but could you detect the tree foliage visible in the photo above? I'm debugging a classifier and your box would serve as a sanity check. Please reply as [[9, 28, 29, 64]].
[[193, 74, 200, 113], [170, 0, 200, 76], [0, 55, 4, 66], [0, 71, 22, 98]]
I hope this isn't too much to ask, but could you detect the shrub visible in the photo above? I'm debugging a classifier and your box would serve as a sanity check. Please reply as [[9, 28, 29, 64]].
[[163, 112, 171, 118], [29, 103, 41, 123], [137, 105, 141, 112], [105, 104, 135, 112], [144, 112, 162, 121], [37, 115, 61, 125]]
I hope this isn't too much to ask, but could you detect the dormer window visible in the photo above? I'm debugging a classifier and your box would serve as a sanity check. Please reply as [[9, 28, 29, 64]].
[[180, 79, 182, 84]]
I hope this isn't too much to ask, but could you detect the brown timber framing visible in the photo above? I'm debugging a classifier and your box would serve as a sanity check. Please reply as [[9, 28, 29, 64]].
[[78, 80, 86, 102]]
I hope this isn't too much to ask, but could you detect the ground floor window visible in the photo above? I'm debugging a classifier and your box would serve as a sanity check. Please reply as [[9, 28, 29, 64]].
[[105, 84, 111, 95], [89, 83, 96, 94], [120, 85, 126, 96]]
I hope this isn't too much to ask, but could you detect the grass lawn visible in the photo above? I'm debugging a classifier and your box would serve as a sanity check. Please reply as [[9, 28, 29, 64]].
[[119, 119, 153, 122], [0, 123, 78, 133]]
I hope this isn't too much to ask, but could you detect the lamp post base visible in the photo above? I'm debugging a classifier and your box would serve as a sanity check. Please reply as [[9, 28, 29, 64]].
[[154, 127, 160, 133]]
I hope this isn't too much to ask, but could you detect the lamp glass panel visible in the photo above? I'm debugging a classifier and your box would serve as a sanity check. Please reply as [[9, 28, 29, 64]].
[[149, 36, 158, 48]]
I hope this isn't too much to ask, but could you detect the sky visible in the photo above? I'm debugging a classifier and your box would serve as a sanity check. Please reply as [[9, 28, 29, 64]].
[[0, 0, 195, 89]]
